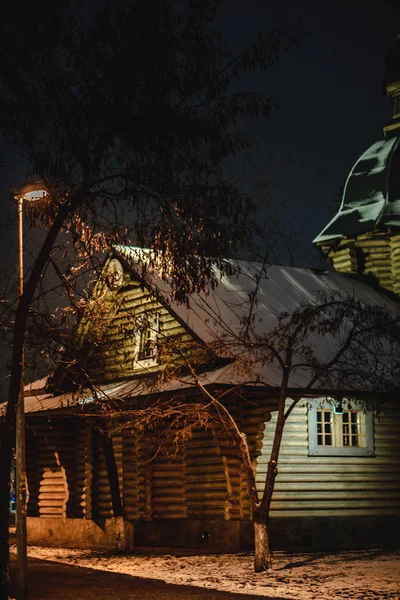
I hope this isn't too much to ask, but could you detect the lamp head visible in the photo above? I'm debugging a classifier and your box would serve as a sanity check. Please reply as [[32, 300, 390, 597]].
[[10, 181, 48, 202]]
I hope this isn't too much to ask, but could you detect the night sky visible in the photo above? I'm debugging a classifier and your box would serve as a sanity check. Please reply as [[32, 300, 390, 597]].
[[1, 0, 400, 270], [221, 0, 400, 264]]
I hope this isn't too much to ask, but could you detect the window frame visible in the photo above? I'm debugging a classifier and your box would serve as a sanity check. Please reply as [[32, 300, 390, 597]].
[[134, 313, 160, 368], [307, 398, 374, 457]]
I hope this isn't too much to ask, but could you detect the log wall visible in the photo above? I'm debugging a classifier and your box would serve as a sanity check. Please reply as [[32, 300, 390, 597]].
[[259, 399, 400, 518], [84, 278, 203, 383], [318, 231, 400, 293], [27, 418, 84, 519], [26, 396, 273, 525]]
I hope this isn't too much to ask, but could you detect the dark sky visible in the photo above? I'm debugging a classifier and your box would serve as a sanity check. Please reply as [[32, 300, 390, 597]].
[[220, 0, 400, 263], [1, 0, 400, 265], [0, 0, 400, 399]]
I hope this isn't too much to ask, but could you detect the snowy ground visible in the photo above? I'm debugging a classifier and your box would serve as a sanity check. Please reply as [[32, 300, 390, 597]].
[[11, 544, 400, 599]]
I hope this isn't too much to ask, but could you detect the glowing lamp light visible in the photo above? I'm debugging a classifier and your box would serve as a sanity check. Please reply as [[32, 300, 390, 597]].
[[11, 181, 48, 202]]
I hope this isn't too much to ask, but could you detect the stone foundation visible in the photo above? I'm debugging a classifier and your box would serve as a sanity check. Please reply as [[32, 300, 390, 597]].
[[27, 517, 133, 550], [27, 515, 400, 552], [269, 516, 400, 551]]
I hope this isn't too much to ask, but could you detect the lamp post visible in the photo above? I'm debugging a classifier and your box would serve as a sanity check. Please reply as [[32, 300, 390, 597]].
[[11, 182, 48, 600]]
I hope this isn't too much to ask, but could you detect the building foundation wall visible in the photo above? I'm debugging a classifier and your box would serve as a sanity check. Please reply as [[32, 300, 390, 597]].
[[26, 515, 400, 552], [27, 517, 133, 550]]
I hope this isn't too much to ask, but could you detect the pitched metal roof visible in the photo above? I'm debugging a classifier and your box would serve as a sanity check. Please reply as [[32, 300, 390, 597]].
[[7, 253, 400, 416], [116, 248, 400, 392], [313, 136, 400, 243]]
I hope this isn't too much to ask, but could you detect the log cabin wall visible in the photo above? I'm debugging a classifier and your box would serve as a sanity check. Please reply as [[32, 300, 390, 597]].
[[122, 429, 152, 520], [318, 231, 400, 294], [25, 394, 400, 551], [91, 429, 113, 519], [84, 276, 204, 383], [25, 394, 274, 549], [259, 399, 400, 549], [118, 394, 273, 548], [27, 418, 85, 519]]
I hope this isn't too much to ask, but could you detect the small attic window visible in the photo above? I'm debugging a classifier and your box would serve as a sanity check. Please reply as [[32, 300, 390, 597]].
[[135, 314, 160, 366]]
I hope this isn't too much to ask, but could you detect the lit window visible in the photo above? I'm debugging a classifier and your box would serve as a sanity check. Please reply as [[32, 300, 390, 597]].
[[135, 313, 159, 366], [308, 399, 374, 456]]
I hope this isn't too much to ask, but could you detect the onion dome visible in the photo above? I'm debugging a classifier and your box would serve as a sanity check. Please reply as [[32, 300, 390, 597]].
[[314, 136, 400, 243]]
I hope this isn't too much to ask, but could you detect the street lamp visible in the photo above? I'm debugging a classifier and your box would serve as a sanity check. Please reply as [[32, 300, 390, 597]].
[[11, 182, 48, 600]]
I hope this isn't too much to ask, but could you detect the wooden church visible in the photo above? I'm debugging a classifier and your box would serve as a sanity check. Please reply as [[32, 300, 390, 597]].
[[13, 37, 400, 552]]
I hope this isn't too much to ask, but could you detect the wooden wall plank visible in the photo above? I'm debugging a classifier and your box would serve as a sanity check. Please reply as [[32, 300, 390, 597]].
[[258, 399, 400, 519]]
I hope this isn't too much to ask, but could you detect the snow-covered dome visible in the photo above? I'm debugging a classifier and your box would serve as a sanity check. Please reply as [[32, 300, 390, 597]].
[[314, 136, 400, 243]]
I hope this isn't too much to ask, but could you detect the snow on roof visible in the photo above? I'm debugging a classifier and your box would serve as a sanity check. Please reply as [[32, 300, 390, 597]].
[[314, 136, 400, 243], [117, 248, 397, 344], [116, 248, 400, 391], [12, 251, 400, 416]]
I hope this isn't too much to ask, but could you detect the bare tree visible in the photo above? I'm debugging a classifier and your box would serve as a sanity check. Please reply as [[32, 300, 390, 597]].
[[0, 1, 299, 595], [73, 268, 400, 572]]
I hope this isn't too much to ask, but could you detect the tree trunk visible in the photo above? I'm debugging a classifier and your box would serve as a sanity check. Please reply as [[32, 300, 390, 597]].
[[0, 199, 81, 599], [253, 355, 292, 573], [0, 436, 12, 600], [254, 514, 272, 572]]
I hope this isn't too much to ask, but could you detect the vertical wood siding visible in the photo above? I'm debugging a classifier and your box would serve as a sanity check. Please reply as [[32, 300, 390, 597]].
[[258, 399, 400, 517]]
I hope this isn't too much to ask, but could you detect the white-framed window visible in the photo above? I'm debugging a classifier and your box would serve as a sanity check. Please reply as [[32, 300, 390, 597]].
[[134, 313, 160, 367], [308, 398, 374, 457]]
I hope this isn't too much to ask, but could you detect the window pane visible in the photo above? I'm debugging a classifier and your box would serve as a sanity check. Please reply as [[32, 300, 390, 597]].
[[317, 410, 334, 446], [341, 411, 362, 448], [139, 327, 156, 359], [309, 400, 372, 456]]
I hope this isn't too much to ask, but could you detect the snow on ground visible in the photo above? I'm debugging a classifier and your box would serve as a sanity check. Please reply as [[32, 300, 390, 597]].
[[13, 545, 400, 599]]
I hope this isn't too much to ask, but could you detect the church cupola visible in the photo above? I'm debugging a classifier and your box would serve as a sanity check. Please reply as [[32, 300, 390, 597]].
[[383, 34, 400, 138], [314, 35, 400, 296]]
